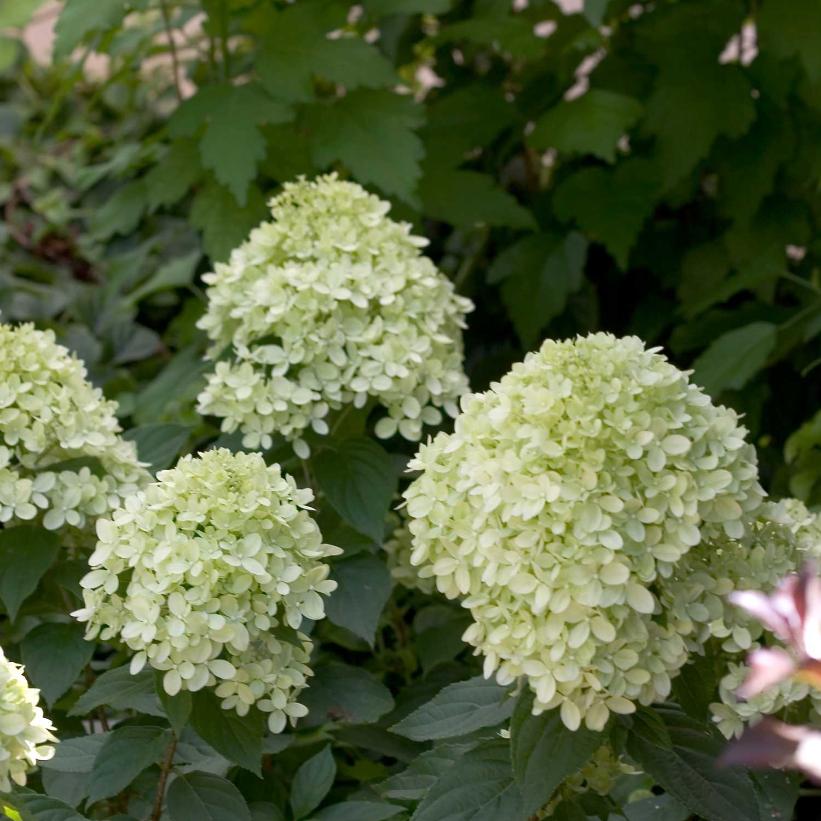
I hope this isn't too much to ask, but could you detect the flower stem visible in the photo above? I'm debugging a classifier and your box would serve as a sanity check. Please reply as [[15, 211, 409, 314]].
[[150, 733, 178, 821]]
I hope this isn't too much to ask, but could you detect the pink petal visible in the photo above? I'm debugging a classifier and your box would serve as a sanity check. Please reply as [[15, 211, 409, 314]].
[[729, 590, 793, 641], [720, 718, 808, 770], [737, 647, 796, 700]]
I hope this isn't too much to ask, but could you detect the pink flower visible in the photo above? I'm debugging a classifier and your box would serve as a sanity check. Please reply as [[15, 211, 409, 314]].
[[730, 562, 821, 698]]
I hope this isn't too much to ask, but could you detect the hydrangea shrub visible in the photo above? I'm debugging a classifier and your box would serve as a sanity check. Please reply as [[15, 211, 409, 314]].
[[74, 448, 340, 732], [403, 333, 765, 730], [0, 322, 149, 533], [197, 174, 473, 456]]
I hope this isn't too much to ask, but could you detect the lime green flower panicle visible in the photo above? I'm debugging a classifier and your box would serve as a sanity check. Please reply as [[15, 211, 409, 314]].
[[0, 321, 149, 533], [196, 174, 473, 457], [0, 647, 56, 791], [73, 448, 341, 733], [403, 333, 764, 731]]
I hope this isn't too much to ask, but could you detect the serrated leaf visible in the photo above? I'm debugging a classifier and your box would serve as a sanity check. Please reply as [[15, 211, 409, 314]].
[[325, 555, 392, 646], [91, 181, 148, 240], [124, 423, 190, 472], [312, 802, 404, 821], [315, 437, 398, 541], [88, 725, 170, 804], [300, 661, 394, 726], [166, 773, 251, 821], [20, 622, 94, 706], [41, 733, 109, 774], [144, 140, 202, 211], [0, 526, 59, 620], [380, 740, 478, 801], [391, 676, 513, 741], [691, 322, 777, 395], [758, 0, 821, 81], [410, 739, 523, 821], [643, 62, 755, 187], [70, 666, 162, 717], [257, 3, 397, 102], [624, 794, 690, 821], [509, 692, 605, 816], [190, 181, 268, 263], [531, 89, 642, 162], [290, 745, 336, 820], [170, 84, 292, 204], [490, 232, 588, 348], [420, 169, 533, 229], [625, 704, 760, 821], [306, 90, 425, 205], [53, 0, 125, 58], [553, 158, 660, 267], [134, 346, 210, 425], [156, 675, 193, 734], [190, 690, 264, 775]]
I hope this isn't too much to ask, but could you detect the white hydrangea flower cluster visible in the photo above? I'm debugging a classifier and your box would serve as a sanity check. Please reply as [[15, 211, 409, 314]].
[[383, 510, 435, 595], [403, 333, 764, 731], [0, 647, 57, 791], [0, 322, 149, 532], [73, 449, 341, 733], [196, 174, 473, 457]]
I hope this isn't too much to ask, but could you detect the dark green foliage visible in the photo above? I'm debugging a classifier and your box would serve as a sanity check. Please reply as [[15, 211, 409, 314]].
[[0, 0, 819, 818]]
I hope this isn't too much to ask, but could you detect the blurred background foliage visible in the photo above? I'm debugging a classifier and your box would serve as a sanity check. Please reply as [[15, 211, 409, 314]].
[[0, 0, 819, 501]]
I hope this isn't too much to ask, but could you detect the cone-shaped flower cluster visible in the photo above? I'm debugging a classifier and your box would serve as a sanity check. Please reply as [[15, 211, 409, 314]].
[[74, 449, 341, 733], [0, 321, 148, 532], [0, 647, 56, 791], [196, 174, 473, 457], [403, 333, 764, 730]]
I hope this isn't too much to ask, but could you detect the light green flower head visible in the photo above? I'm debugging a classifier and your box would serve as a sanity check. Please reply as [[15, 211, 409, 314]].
[[0, 322, 149, 533], [403, 333, 763, 731], [74, 448, 341, 733], [0, 647, 57, 792], [196, 173, 473, 457]]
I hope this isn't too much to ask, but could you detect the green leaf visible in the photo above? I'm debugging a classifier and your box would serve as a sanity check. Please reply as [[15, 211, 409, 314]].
[[0, 37, 19, 73], [70, 666, 161, 717], [491, 232, 588, 348], [144, 140, 203, 211], [134, 346, 210, 426], [312, 802, 404, 821], [190, 181, 268, 263], [509, 692, 605, 816], [758, 0, 821, 81], [20, 622, 94, 706], [300, 661, 395, 726], [625, 705, 760, 821], [53, 0, 125, 58], [643, 63, 755, 187], [166, 773, 251, 821], [364, 0, 452, 15], [6, 790, 88, 821], [553, 158, 660, 267], [691, 322, 777, 395], [128, 250, 201, 304], [390, 675, 513, 741], [530, 90, 643, 162], [290, 745, 336, 820], [325, 554, 392, 646], [315, 437, 398, 541], [257, 3, 397, 102], [0, 0, 44, 28], [87, 725, 170, 804], [306, 90, 425, 205], [170, 84, 292, 204], [156, 677, 193, 734], [752, 770, 800, 821], [190, 690, 264, 775], [91, 181, 148, 240], [123, 423, 190, 472], [410, 739, 523, 821], [624, 794, 690, 821], [0, 526, 60, 620], [249, 803, 285, 821], [41, 733, 109, 774], [419, 169, 534, 229]]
